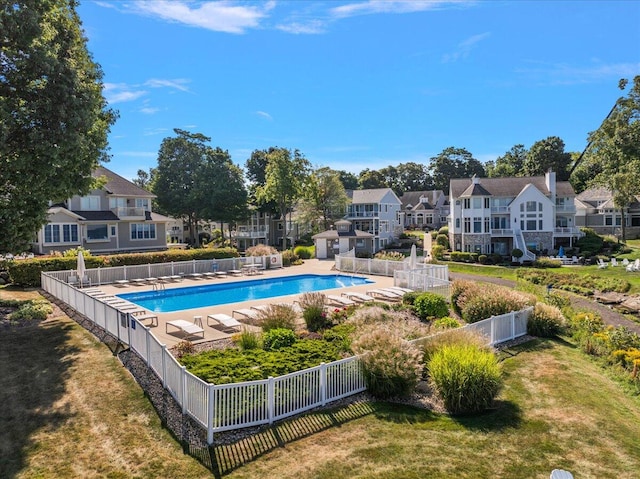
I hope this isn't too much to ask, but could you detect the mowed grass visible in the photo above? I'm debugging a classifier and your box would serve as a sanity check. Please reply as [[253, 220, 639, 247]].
[[3, 289, 640, 478], [0, 289, 210, 479]]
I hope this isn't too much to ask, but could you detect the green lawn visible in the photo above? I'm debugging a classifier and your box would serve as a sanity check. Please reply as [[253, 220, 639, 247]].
[[3, 287, 640, 478]]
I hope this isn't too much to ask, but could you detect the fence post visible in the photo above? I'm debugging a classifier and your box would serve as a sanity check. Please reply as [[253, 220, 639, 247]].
[[181, 365, 188, 414], [320, 362, 327, 406], [268, 376, 275, 424], [510, 311, 516, 340], [145, 331, 151, 366], [161, 345, 167, 387], [490, 316, 496, 345], [124, 264, 127, 280], [207, 384, 215, 444]]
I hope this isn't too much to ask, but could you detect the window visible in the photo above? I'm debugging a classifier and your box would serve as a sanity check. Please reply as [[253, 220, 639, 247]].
[[484, 217, 490, 233], [44, 224, 79, 244], [110, 225, 117, 237], [526, 220, 537, 230], [473, 217, 482, 233], [131, 223, 156, 240], [463, 198, 470, 209], [556, 217, 568, 228], [472, 198, 482, 209], [456, 218, 460, 228], [526, 201, 537, 212], [87, 224, 109, 241], [464, 217, 471, 233], [80, 196, 100, 210], [356, 239, 365, 247], [109, 197, 126, 209], [135, 198, 149, 209]]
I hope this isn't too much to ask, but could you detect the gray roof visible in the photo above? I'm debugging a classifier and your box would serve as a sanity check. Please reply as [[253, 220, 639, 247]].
[[94, 166, 156, 198], [312, 229, 374, 240], [399, 190, 445, 210], [351, 188, 400, 204], [459, 183, 492, 197], [72, 210, 120, 221], [577, 187, 640, 209], [450, 176, 575, 198]]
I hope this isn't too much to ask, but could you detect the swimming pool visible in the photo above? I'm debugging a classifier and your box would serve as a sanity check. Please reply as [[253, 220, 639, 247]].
[[117, 274, 374, 313]]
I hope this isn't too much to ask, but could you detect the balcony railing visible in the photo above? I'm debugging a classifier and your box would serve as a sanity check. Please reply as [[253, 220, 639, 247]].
[[491, 229, 514, 236], [111, 207, 146, 219], [555, 205, 576, 213], [346, 211, 378, 218], [490, 206, 510, 213], [554, 227, 583, 236]]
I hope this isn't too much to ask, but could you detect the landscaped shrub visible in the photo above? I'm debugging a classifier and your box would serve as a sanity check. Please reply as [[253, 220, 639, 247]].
[[7, 299, 53, 321], [413, 292, 449, 321], [322, 323, 356, 353], [450, 252, 478, 263], [437, 226, 449, 236], [428, 343, 502, 415], [401, 291, 421, 306], [451, 279, 534, 323], [180, 340, 342, 384], [281, 249, 300, 266], [328, 305, 356, 324], [433, 316, 460, 330], [7, 247, 240, 287], [431, 244, 445, 260], [293, 245, 314, 259], [478, 254, 489, 265], [352, 327, 423, 399], [527, 303, 566, 338], [233, 329, 262, 350], [346, 306, 430, 341], [298, 292, 330, 332], [532, 258, 562, 268], [263, 328, 298, 351], [257, 304, 297, 332], [516, 269, 630, 294], [246, 244, 277, 256], [576, 228, 604, 256], [374, 251, 405, 261], [435, 234, 449, 249], [173, 340, 195, 359]]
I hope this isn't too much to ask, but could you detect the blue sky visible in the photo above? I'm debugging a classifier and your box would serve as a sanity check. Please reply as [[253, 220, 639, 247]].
[[78, 0, 640, 182]]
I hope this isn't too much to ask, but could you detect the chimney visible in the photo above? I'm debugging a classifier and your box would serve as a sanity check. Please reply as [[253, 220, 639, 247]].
[[545, 169, 556, 201], [472, 174, 479, 185]]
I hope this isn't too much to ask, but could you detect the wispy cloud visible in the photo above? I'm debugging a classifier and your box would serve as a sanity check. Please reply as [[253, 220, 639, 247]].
[[331, 0, 472, 19], [144, 78, 191, 92], [143, 127, 170, 137], [103, 83, 147, 104], [442, 31, 490, 63], [139, 106, 160, 115], [120, 151, 158, 158], [256, 110, 273, 120], [516, 61, 640, 86], [128, 0, 275, 34], [276, 19, 326, 35]]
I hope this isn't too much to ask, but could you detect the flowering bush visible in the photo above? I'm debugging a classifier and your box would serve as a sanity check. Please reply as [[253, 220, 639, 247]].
[[352, 327, 423, 398], [329, 305, 355, 323]]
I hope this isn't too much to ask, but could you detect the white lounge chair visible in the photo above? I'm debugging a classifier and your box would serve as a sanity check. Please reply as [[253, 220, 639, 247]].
[[166, 319, 204, 340], [386, 286, 413, 294], [366, 289, 402, 300], [342, 291, 376, 302], [611, 258, 619, 267], [132, 312, 158, 326], [232, 308, 260, 321], [207, 313, 242, 331], [597, 258, 608, 269], [326, 295, 357, 306]]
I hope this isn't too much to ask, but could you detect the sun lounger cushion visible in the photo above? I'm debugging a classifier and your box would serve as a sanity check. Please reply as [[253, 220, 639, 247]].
[[207, 314, 242, 331], [166, 319, 204, 339]]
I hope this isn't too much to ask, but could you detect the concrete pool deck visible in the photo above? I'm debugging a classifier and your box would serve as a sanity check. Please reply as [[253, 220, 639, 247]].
[[94, 258, 397, 348]]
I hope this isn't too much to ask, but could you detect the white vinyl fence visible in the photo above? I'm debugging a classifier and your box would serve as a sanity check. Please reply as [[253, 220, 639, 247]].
[[42, 260, 530, 445], [44, 255, 283, 286], [335, 254, 449, 281]]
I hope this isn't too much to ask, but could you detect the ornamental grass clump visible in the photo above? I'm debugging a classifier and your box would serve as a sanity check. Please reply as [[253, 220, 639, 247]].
[[452, 280, 534, 324], [527, 302, 566, 338], [428, 343, 502, 415], [299, 292, 329, 332], [233, 329, 262, 350], [352, 327, 423, 399], [245, 244, 277, 256], [346, 306, 430, 341], [258, 304, 297, 332]]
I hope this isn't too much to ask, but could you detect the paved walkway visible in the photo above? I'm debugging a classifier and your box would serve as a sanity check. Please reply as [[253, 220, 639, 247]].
[[95, 259, 397, 347]]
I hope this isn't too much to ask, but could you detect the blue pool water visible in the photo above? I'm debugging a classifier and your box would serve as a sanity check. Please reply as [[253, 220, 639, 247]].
[[117, 274, 374, 313]]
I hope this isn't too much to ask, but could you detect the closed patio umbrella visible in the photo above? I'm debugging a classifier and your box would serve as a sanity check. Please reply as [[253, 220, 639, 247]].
[[77, 251, 86, 286]]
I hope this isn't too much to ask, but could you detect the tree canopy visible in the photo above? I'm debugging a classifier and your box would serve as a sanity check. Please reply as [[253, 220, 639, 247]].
[[153, 129, 247, 245], [255, 148, 310, 248], [0, 0, 116, 253], [298, 167, 349, 233], [581, 76, 640, 240], [523, 136, 572, 180], [486, 144, 528, 178], [429, 147, 485, 192]]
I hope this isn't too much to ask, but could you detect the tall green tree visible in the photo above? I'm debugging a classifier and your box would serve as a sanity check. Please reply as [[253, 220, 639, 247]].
[[396, 162, 433, 192], [358, 169, 387, 189], [255, 148, 310, 249], [523, 136, 572, 180], [336, 170, 359, 190], [198, 149, 248, 240], [486, 144, 528, 178], [299, 167, 349, 232], [245, 147, 279, 214], [0, 0, 116, 253], [583, 76, 640, 241], [154, 130, 247, 246], [429, 147, 485, 192]]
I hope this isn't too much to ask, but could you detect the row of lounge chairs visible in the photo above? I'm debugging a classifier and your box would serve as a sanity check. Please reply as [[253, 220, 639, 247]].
[[83, 288, 159, 326]]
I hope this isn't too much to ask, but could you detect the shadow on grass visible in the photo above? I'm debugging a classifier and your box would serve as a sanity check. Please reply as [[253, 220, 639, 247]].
[[190, 400, 377, 478], [450, 400, 523, 432], [0, 317, 78, 478]]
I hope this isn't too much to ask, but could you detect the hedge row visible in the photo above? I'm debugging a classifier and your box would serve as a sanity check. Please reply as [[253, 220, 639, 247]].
[[5, 247, 239, 287]]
